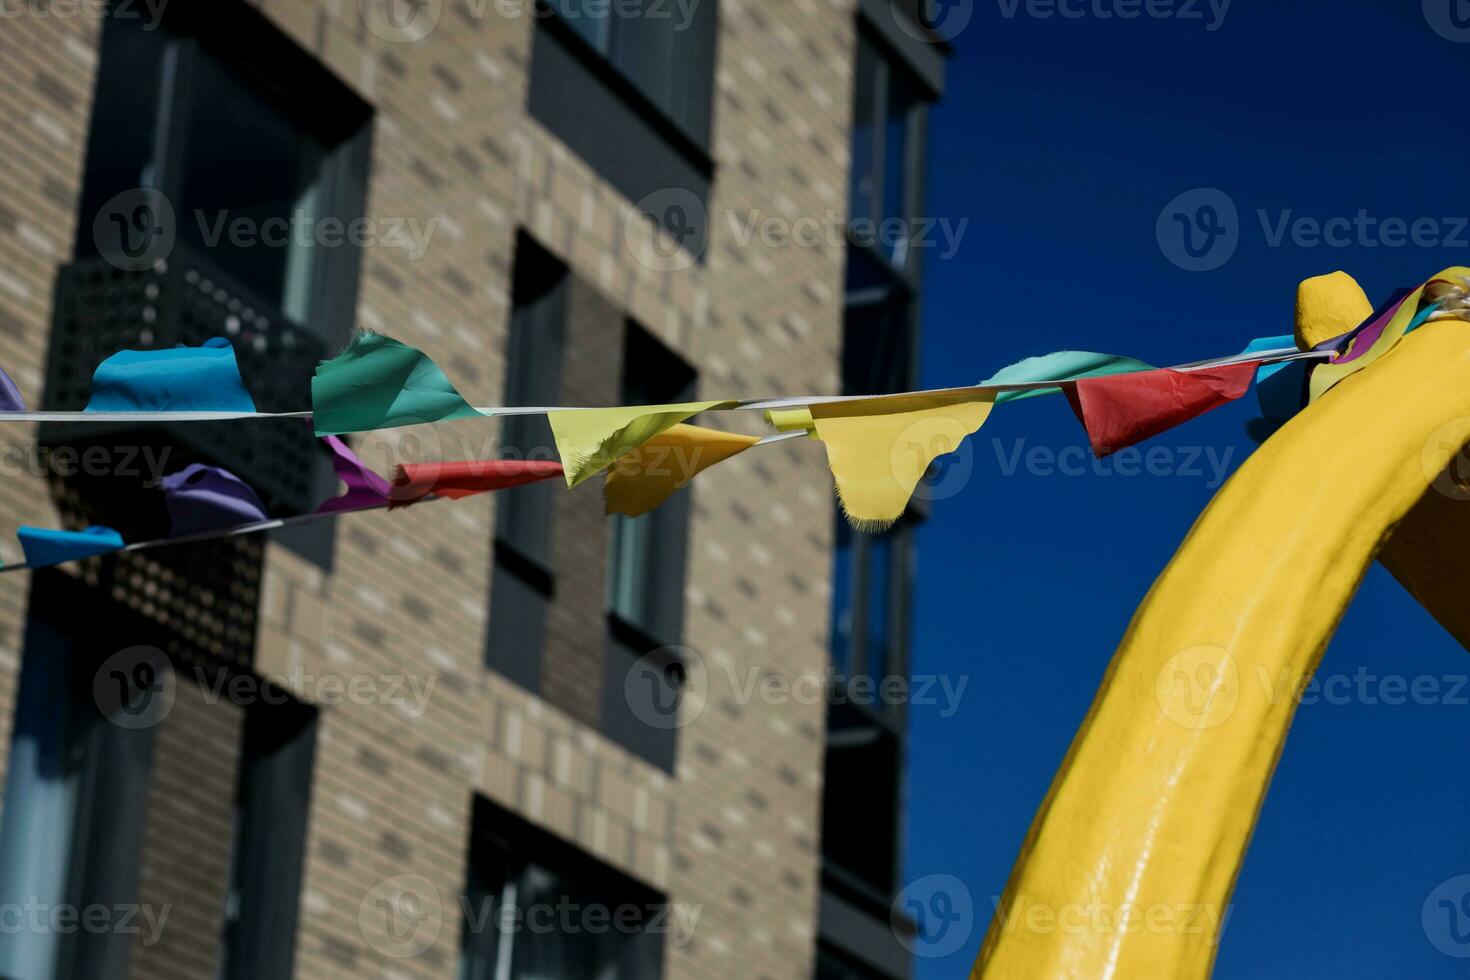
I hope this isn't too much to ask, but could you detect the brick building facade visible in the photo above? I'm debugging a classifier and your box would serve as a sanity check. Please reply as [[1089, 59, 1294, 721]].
[[0, 1, 946, 976]]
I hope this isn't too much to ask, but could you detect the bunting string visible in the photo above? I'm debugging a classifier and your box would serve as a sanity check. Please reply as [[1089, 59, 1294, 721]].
[[0, 266, 1465, 569]]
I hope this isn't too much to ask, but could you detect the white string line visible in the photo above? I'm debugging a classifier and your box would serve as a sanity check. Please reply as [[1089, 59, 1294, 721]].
[[0, 429, 817, 571], [0, 348, 1325, 425]]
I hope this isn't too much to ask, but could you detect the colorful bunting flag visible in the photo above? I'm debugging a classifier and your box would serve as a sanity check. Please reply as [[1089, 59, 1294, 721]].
[[85, 337, 256, 413], [605, 424, 762, 517], [390, 459, 564, 508], [548, 401, 735, 489], [160, 464, 268, 535], [1066, 361, 1260, 457], [15, 525, 124, 568], [312, 332, 480, 435], [316, 436, 393, 514], [0, 366, 24, 413], [810, 391, 995, 531], [982, 350, 1155, 404], [1309, 267, 1470, 402], [1239, 336, 1308, 423]]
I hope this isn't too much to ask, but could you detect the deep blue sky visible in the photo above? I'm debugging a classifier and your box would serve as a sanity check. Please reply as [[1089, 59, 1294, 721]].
[[905, 1, 1470, 976]]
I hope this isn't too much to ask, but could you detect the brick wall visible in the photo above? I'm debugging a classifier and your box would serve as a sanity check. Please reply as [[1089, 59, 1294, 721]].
[[0, 0, 856, 977]]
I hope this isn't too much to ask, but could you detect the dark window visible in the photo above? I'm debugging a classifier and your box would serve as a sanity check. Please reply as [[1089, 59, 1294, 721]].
[[460, 797, 666, 979], [601, 325, 695, 770], [821, 701, 903, 898], [528, 0, 717, 258], [545, 0, 717, 148], [486, 237, 569, 696], [0, 578, 163, 979], [76, 4, 373, 345], [605, 326, 696, 641], [218, 695, 318, 978], [847, 31, 928, 274]]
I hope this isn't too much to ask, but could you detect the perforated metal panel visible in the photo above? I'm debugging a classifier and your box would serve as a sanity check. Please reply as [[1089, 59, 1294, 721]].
[[42, 244, 325, 515]]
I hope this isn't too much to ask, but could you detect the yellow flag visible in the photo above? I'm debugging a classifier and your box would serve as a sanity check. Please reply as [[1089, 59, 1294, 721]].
[[604, 424, 761, 516], [764, 407, 817, 437], [548, 401, 735, 489], [810, 390, 995, 531]]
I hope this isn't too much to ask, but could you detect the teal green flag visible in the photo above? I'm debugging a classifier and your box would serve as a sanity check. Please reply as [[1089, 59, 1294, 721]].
[[312, 332, 481, 435], [982, 351, 1154, 404]]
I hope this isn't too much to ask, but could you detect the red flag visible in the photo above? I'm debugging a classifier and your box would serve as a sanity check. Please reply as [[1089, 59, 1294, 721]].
[[390, 460, 564, 508], [1067, 361, 1261, 458]]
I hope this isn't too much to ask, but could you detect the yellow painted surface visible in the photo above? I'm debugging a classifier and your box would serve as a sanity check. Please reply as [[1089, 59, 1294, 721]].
[[1294, 270, 1371, 349], [973, 320, 1470, 979]]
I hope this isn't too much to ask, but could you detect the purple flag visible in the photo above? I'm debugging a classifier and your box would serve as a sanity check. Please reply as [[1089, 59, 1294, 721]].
[[0, 366, 24, 412], [161, 464, 268, 535], [316, 436, 391, 514]]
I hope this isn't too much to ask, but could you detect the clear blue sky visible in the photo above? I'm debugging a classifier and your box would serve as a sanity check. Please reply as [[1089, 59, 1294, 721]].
[[905, 1, 1470, 976]]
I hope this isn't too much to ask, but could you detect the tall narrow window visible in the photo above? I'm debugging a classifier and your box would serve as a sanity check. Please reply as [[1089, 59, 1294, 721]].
[[527, 0, 718, 256], [602, 325, 696, 770], [605, 326, 696, 641], [847, 32, 927, 273], [217, 695, 318, 978], [486, 236, 569, 694]]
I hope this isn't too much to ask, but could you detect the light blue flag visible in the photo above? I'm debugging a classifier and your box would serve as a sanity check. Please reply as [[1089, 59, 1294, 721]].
[[15, 525, 124, 568], [86, 337, 256, 413], [982, 351, 1155, 404]]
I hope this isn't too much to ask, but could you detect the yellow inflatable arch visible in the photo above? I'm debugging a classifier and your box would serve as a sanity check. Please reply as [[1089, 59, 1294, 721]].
[[972, 275, 1470, 978]]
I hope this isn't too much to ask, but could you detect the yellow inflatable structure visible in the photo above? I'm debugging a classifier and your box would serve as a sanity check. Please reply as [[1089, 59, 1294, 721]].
[[972, 271, 1470, 978]]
